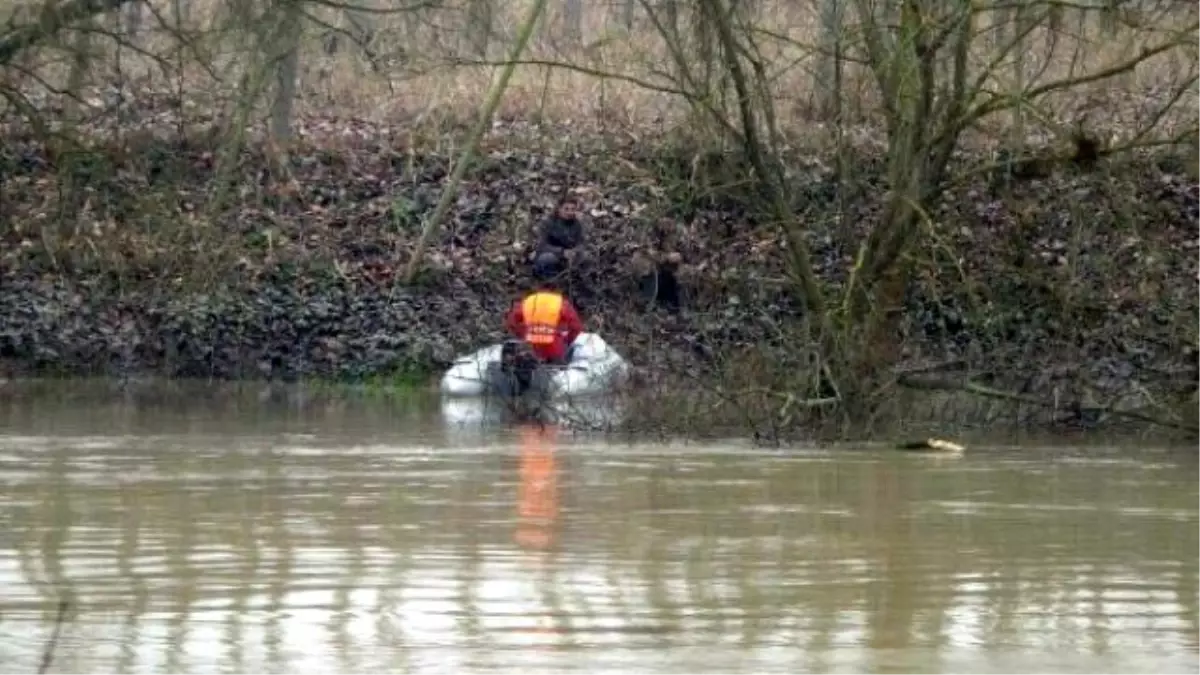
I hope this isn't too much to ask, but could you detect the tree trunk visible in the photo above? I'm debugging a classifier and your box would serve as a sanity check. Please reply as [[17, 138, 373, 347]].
[[269, 0, 303, 146], [697, 0, 844, 393], [815, 0, 845, 119]]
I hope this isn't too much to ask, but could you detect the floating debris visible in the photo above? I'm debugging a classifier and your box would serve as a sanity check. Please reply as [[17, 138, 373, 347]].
[[896, 438, 966, 455]]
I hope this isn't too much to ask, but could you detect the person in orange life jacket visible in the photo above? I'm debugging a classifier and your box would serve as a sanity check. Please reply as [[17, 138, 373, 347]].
[[504, 261, 584, 366]]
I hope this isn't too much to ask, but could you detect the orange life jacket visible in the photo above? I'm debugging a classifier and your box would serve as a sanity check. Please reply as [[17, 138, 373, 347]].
[[522, 292, 564, 345]]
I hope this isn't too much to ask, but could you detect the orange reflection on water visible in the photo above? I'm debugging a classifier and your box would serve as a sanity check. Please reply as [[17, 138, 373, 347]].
[[515, 424, 560, 552]]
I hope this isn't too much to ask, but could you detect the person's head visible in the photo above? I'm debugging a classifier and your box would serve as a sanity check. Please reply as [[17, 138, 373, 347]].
[[531, 252, 563, 291], [554, 195, 581, 221]]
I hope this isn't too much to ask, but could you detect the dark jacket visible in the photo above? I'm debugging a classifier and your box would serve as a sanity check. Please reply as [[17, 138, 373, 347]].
[[536, 216, 584, 256]]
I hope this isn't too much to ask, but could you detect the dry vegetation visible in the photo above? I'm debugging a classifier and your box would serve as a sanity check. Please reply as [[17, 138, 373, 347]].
[[2, 0, 1194, 142], [0, 0, 1195, 439]]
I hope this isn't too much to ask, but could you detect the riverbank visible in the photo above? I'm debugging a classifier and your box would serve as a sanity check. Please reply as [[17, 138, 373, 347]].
[[0, 115, 1196, 436]]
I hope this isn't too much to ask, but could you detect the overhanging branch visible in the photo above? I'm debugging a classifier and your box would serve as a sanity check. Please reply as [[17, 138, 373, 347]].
[[0, 0, 137, 66]]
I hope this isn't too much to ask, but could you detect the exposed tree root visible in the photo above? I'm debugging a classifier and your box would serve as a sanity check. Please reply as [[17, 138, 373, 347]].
[[897, 374, 1196, 434]]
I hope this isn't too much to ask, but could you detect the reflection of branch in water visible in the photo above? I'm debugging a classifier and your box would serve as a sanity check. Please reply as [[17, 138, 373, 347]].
[[265, 454, 291, 671], [457, 530, 490, 660], [38, 599, 69, 674], [862, 463, 921, 654], [378, 504, 412, 673], [42, 452, 73, 610], [332, 518, 364, 674], [898, 374, 1196, 432], [164, 486, 197, 674], [227, 475, 262, 675], [1176, 556, 1199, 643], [117, 487, 149, 674], [684, 535, 723, 636]]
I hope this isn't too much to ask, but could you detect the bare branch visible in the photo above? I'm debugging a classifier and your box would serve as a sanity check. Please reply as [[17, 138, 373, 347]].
[[446, 56, 690, 98], [0, 0, 137, 65], [969, 38, 1191, 122]]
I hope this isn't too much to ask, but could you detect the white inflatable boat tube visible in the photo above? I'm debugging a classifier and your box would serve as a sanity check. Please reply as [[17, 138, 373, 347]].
[[439, 332, 630, 398]]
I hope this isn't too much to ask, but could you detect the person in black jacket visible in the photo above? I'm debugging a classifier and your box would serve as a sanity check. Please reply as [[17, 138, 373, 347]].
[[531, 195, 585, 279]]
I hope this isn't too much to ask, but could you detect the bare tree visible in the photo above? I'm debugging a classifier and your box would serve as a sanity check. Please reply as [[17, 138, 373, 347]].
[[815, 0, 846, 119], [621, 0, 1196, 411], [269, 0, 304, 146]]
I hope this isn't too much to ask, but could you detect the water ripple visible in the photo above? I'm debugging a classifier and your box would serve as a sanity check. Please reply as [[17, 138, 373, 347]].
[[0, 422, 1195, 674]]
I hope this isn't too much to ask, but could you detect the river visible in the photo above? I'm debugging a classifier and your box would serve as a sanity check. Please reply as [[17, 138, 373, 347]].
[[0, 381, 1196, 674]]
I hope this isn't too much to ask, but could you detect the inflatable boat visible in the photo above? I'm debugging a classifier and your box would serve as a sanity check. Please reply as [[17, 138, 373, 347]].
[[439, 395, 626, 435], [439, 333, 630, 399]]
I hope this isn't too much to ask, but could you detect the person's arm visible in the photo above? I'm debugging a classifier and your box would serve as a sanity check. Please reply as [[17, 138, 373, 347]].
[[504, 302, 524, 337], [558, 220, 584, 250], [560, 301, 584, 344]]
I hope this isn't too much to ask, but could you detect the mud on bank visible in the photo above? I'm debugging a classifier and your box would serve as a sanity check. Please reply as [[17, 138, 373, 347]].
[[0, 114, 1196, 431]]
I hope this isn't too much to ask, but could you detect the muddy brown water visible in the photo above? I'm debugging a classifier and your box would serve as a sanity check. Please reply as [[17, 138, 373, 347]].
[[0, 381, 1196, 674]]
